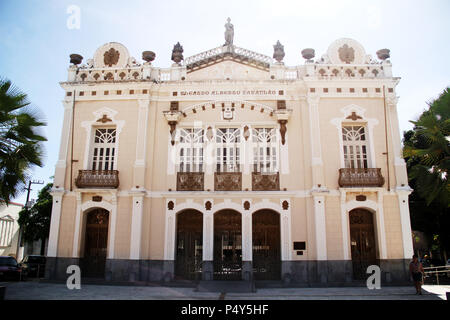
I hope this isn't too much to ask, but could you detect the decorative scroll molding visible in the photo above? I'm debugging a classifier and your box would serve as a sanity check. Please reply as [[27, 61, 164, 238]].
[[252, 172, 280, 191], [338, 168, 385, 188], [177, 172, 204, 191], [214, 172, 242, 191]]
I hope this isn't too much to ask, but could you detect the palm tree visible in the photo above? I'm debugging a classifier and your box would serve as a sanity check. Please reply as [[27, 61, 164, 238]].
[[0, 78, 46, 204], [403, 87, 450, 208]]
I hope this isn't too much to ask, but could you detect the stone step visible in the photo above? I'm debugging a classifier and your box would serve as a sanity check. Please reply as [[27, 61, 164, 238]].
[[195, 280, 255, 293]]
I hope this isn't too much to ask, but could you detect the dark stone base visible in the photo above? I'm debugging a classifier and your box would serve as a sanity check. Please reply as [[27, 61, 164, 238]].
[[45, 258, 175, 283], [281, 259, 411, 287], [46, 258, 411, 287], [45, 257, 80, 281]]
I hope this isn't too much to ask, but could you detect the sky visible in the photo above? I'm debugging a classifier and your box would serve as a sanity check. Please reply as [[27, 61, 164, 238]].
[[0, 0, 449, 205]]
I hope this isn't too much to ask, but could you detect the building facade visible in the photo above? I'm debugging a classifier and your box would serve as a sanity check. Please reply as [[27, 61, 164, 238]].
[[0, 202, 23, 258], [46, 26, 414, 285]]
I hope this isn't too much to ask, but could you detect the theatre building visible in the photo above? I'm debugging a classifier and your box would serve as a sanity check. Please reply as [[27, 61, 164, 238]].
[[46, 24, 414, 285]]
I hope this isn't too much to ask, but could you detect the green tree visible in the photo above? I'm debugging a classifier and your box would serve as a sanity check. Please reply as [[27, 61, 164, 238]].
[[18, 183, 53, 255], [403, 87, 450, 261], [0, 78, 47, 204]]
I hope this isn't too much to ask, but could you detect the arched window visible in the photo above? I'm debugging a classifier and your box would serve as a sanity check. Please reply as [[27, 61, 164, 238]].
[[91, 127, 116, 170], [216, 128, 241, 173], [178, 128, 204, 172], [342, 125, 368, 169], [252, 128, 278, 173]]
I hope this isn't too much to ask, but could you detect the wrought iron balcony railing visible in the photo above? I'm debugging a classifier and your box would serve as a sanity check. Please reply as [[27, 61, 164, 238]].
[[177, 172, 204, 191], [338, 168, 385, 188], [214, 172, 242, 191], [252, 172, 280, 191], [75, 170, 119, 189]]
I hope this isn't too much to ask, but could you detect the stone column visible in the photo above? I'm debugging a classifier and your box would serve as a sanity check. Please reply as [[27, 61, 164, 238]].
[[47, 191, 64, 257], [54, 100, 73, 190], [312, 194, 327, 261], [241, 211, 252, 281], [202, 212, 214, 280], [397, 190, 414, 258], [133, 99, 150, 189], [307, 96, 325, 188], [108, 193, 118, 259], [129, 195, 145, 259], [386, 96, 409, 187], [72, 192, 82, 257], [340, 190, 350, 260], [376, 191, 388, 260]]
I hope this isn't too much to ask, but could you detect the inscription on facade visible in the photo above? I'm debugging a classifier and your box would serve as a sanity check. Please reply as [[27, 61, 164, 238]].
[[178, 89, 278, 96]]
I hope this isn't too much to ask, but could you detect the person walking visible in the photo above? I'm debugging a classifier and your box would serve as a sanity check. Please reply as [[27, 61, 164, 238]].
[[409, 254, 425, 295]]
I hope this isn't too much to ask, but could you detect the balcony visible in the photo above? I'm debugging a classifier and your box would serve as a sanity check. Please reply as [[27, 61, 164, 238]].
[[214, 172, 242, 191], [177, 172, 204, 191], [338, 168, 385, 188], [252, 172, 280, 191], [75, 170, 119, 189]]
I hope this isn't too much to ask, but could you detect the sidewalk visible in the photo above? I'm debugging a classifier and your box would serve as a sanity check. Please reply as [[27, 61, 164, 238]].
[[1, 281, 448, 300]]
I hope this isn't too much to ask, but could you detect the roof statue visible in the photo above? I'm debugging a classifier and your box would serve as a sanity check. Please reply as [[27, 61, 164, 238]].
[[224, 17, 234, 46]]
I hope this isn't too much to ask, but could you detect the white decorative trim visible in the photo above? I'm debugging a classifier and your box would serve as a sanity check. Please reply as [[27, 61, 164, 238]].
[[81, 107, 125, 170], [340, 190, 350, 260], [47, 195, 63, 257], [130, 195, 144, 259], [72, 193, 82, 257], [313, 195, 327, 260], [330, 103, 379, 168], [397, 193, 414, 258], [79, 198, 117, 259], [164, 198, 289, 262]]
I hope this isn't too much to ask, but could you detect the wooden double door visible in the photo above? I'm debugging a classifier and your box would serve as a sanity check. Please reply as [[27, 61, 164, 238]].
[[213, 210, 242, 280], [82, 209, 109, 278], [175, 210, 203, 280], [349, 209, 377, 280], [252, 210, 281, 280]]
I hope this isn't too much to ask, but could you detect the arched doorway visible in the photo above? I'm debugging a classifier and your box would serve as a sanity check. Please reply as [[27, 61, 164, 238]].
[[349, 209, 377, 280], [175, 210, 203, 280], [82, 208, 109, 278], [252, 209, 281, 280], [214, 209, 242, 280]]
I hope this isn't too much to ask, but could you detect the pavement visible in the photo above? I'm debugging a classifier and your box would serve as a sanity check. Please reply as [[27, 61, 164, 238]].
[[1, 281, 449, 300]]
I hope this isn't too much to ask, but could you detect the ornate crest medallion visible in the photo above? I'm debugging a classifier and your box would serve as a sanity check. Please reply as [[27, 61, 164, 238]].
[[103, 48, 120, 67], [338, 44, 355, 64]]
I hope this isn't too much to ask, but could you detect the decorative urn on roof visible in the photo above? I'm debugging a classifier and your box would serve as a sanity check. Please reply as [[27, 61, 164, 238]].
[[70, 54, 83, 65], [301, 48, 315, 62], [142, 51, 156, 63], [273, 40, 285, 63], [171, 42, 184, 65], [376, 48, 390, 60]]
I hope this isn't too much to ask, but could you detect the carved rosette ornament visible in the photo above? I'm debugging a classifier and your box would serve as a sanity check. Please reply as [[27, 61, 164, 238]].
[[338, 44, 355, 64], [273, 40, 285, 63], [171, 42, 184, 64], [104, 48, 120, 67]]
